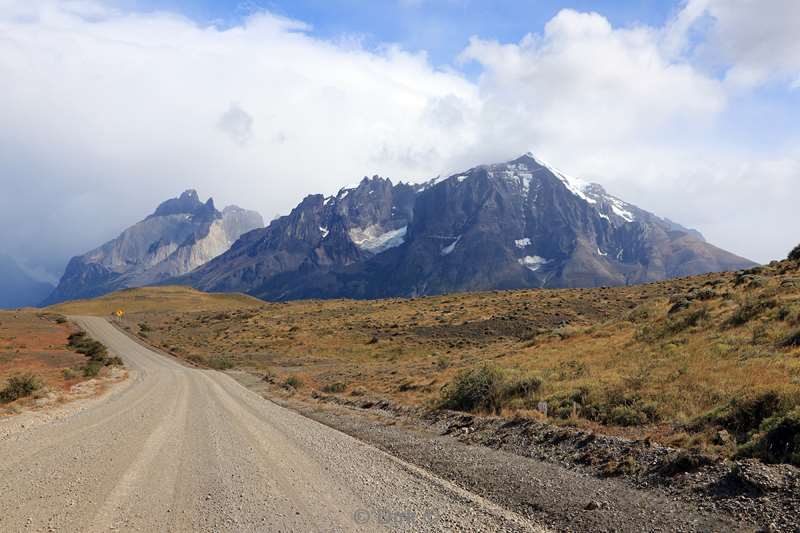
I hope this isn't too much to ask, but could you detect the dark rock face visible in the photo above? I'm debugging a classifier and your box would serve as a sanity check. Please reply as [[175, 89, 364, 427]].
[[179, 154, 756, 301], [42, 190, 263, 305], [0, 255, 54, 309], [181, 177, 417, 296]]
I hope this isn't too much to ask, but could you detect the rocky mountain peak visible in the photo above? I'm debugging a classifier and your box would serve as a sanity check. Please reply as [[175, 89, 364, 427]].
[[43, 191, 263, 305], [177, 153, 755, 301]]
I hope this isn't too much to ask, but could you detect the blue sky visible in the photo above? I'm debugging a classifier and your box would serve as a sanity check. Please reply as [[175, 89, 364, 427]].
[[123, 0, 681, 67]]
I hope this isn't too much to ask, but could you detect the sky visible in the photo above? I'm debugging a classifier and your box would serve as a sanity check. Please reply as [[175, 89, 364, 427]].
[[1, 0, 799, 282]]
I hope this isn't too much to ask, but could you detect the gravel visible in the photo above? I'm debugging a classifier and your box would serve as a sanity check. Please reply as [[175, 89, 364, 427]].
[[0, 317, 542, 532]]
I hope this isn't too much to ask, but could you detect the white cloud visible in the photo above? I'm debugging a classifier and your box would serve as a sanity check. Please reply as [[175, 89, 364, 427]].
[[0, 1, 797, 275], [456, 9, 725, 163], [0, 0, 478, 274], [671, 0, 800, 88]]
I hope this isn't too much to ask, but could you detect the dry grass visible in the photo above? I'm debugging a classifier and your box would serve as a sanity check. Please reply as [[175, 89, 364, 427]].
[[48, 285, 263, 316], [0, 311, 96, 413], [46, 262, 800, 456]]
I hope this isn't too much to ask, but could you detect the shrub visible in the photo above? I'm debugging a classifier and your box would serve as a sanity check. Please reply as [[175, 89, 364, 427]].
[[737, 408, 800, 466], [779, 329, 800, 348], [440, 365, 546, 413], [83, 361, 103, 377], [692, 391, 786, 438], [283, 376, 303, 389], [321, 382, 347, 393], [789, 243, 800, 261], [439, 364, 506, 413], [503, 373, 543, 400], [208, 357, 234, 370], [727, 298, 777, 326], [0, 373, 42, 402], [68, 332, 108, 361]]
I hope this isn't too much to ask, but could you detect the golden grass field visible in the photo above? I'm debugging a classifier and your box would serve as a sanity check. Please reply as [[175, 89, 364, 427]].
[[50, 260, 800, 458]]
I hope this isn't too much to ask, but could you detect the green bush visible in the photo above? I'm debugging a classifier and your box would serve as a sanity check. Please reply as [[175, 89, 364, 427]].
[[548, 387, 660, 426], [779, 329, 800, 348], [727, 298, 777, 326], [692, 391, 786, 437], [737, 408, 800, 466], [83, 361, 103, 377], [283, 376, 303, 389], [0, 373, 42, 402], [208, 357, 234, 370], [788, 243, 800, 261], [321, 382, 347, 393], [439, 364, 506, 413], [68, 332, 109, 361], [439, 365, 546, 413], [502, 373, 543, 400]]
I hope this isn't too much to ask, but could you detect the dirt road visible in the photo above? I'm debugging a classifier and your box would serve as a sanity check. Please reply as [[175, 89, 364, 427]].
[[0, 317, 540, 532]]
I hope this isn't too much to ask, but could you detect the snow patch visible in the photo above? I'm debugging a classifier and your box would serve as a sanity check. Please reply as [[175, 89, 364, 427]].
[[319, 226, 329, 238], [608, 197, 635, 222], [518, 255, 550, 272], [441, 235, 461, 256], [597, 247, 607, 257], [349, 225, 407, 254], [529, 155, 597, 205], [514, 238, 532, 248]]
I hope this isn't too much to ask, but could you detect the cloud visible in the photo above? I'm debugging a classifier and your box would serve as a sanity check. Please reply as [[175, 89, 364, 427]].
[[0, 0, 796, 277], [671, 0, 800, 88], [457, 9, 725, 161], [217, 103, 254, 146]]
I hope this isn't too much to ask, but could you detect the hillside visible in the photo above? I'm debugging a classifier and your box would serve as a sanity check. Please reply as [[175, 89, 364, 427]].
[[73, 256, 800, 466]]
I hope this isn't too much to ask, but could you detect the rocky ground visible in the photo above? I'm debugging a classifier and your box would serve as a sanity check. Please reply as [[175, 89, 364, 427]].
[[233, 371, 799, 533]]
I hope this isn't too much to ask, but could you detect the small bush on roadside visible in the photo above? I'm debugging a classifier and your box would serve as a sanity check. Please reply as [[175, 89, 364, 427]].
[[737, 408, 800, 466], [691, 391, 788, 438], [321, 382, 347, 393], [502, 373, 543, 400], [83, 361, 103, 377], [283, 376, 303, 389], [207, 357, 234, 370], [439, 365, 546, 414], [68, 332, 108, 361], [0, 373, 42, 402], [439, 364, 506, 413], [62, 368, 78, 380]]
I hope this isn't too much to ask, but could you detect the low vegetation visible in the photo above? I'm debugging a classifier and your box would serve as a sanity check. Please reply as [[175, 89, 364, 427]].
[[48, 256, 800, 466], [0, 373, 42, 402], [67, 331, 123, 376], [789, 243, 800, 262]]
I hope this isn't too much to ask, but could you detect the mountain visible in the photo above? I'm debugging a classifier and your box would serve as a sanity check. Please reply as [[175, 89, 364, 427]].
[[42, 190, 263, 305], [0, 255, 54, 309], [177, 154, 756, 301]]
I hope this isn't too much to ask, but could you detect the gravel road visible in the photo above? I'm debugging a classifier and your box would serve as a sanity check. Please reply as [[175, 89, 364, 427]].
[[0, 317, 542, 532]]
